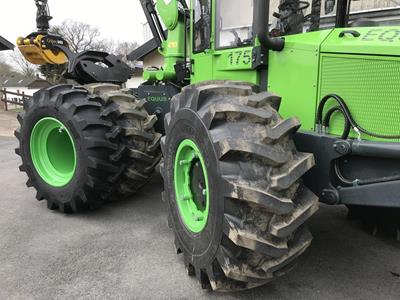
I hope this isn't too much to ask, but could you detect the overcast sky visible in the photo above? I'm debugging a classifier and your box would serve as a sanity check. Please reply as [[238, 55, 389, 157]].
[[1, 0, 148, 46]]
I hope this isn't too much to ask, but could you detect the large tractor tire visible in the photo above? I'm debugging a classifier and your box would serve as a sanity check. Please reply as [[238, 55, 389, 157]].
[[161, 81, 318, 291], [85, 84, 162, 199], [15, 84, 161, 213]]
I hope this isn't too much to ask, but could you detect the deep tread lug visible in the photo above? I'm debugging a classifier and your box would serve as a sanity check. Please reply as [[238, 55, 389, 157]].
[[35, 191, 44, 201], [47, 201, 58, 210], [271, 153, 315, 191], [224, 177, 294, 214], [270, 187, 319, 238], [245, 91, 282, 110], [265, 117, 301, 142], [223, 213, 288, 258], [200, 102, 273, 129], [215, 139, 288, 166]]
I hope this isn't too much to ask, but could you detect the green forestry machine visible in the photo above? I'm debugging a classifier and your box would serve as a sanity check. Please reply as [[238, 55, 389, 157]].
[[15, 0, 400, 291]]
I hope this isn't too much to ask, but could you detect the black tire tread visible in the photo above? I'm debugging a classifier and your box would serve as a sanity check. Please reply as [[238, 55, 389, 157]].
[[16, 83, 161, 212], [85, 83, 161, 200], [15, 85, 117, 212], [162, 81, 318, 291]]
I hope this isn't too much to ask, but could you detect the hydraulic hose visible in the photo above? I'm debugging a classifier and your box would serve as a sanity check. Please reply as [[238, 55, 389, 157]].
[[317, 94, 400, 140], [318, 94, 400, 186], [322, 106, 350, 139], [334, 161, 400, 186]]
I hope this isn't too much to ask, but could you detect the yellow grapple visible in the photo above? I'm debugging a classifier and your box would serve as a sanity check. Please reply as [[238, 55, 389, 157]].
[[16, 34, 68, 65]]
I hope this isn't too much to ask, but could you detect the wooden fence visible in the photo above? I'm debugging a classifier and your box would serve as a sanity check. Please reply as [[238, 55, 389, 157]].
[[0, 88, 32, 111]]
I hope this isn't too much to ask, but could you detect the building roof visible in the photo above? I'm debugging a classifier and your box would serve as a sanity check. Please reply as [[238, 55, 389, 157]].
[[0, 36, 14, 51], [127, 30, 168, 62], [0, 74, 49, 88], [127, 38, 159, 62]]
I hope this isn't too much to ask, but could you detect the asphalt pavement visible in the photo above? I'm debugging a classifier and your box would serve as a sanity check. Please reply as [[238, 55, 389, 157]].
[[0, 136, 399, 300]]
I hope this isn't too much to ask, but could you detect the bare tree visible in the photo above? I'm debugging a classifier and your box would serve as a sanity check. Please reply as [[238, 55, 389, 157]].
[[51, 20, 138, 55], [113, 41, 139, 56], [0, 54, 15, 76], [52, 20, 110, 53], [111, 41, 139, 69], [8, 51, 38, 77]]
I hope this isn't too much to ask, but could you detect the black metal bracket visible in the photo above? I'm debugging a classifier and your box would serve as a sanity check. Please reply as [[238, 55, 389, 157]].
[[65, 51, 132, 85], [295, 131, 400, 208], [134, 83, 181, 134], [339, 30, 361, 37], [252, 46, 268, 70], [48, 44, 132, 85]]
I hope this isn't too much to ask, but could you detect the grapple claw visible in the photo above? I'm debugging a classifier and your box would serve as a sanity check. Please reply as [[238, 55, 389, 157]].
[[16, 33, 68, 65]]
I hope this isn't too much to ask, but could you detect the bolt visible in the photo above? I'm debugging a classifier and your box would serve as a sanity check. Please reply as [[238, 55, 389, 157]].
[[202, 189, 207, 196], [181, 195, 191, 201], [58, 127, 64, 133], [193, 213, 204, 221]]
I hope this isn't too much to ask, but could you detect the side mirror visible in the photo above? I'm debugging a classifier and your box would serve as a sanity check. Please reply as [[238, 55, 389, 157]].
[[325, 0, 335, 14]]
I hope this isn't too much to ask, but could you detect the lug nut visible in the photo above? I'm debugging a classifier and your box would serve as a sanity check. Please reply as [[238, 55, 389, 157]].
[[179, 160, 189, 166], [181, 195, 191, 201], [193, 213, 204, 221]]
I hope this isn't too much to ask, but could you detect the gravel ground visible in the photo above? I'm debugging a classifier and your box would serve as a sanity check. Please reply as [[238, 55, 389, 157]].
[[0, 110, 19, 137], [0, 136, 399, 300]]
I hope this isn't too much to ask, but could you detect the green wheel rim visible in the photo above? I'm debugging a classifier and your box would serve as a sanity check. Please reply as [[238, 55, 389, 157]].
[[30, 117, 77, 187], [174, 139, 210, 233]]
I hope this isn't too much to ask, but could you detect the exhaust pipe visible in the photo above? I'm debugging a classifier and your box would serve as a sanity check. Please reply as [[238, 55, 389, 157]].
[[253, 0, 285, 51]]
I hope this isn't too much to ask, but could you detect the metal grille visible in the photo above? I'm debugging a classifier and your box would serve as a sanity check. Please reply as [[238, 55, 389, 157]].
[[319, 54, 400, 141]]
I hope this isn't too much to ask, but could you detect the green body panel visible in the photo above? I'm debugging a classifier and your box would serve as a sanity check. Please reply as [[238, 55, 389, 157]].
[[191, 51, 214, 83], [321, 27, 400, 56], [212, 47, 258, 83], [191, 46, 258, 84], [268, 27, 400, 142], [318, 53, 400, 141], [268, 30, 333, 131], [317, 27, 400, 141]]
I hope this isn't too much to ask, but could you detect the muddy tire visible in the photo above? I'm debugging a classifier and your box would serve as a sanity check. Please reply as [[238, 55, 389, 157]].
[[161, 81, 319, 291], [15, 84, 161, 213], [85, 84, 162, 199]]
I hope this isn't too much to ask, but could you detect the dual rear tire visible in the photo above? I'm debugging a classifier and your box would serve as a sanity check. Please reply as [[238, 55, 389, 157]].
[[15, 84, 161, 212]]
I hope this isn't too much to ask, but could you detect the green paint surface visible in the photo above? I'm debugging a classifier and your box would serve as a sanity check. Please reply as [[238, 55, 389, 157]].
[[321, 27, 400, 56], [149, 2, 400, 143], [268, 30, 333, 131], [30, 117, 77, 187], [174, 139, 209, 233]]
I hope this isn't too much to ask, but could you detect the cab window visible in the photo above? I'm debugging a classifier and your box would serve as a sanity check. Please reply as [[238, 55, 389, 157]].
[[193, 0, 212, 52], [216, 0, 254, 49]]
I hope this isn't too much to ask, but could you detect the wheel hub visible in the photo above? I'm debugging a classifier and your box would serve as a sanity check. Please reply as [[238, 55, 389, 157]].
[[30, 117, 76, 187], [174, 139, 209, 233]]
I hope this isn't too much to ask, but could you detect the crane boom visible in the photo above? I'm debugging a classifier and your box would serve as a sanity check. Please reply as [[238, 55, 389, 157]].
[[35, 0, 52, 32]]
